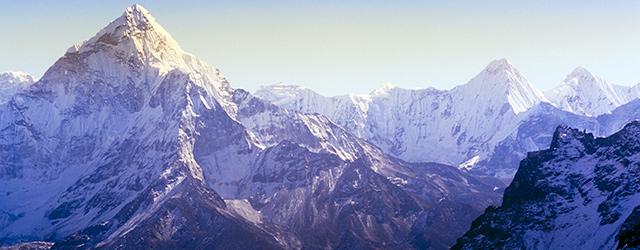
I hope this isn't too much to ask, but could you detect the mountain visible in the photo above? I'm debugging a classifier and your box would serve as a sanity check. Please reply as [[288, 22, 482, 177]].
[[450, 58, 547, 115], [545, 67, 640, 117], [254, 62, 640, 180], [236, 141, 503, 249], [0, 4, 286, 247], [472, 102, 598, 178], [256, 59, 550, 178], [231, 89, 505, 249], [598, 99, 640, 134], [254, 84, 371, 137], [0, 4, 504, 249], [454, 122, 640, 249], [0, 71, 35, 103]]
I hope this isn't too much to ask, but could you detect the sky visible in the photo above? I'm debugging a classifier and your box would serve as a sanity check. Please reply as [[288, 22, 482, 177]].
[[1, 0, 639, 96]]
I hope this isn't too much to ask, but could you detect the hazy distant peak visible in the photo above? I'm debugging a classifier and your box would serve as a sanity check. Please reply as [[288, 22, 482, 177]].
[[564, 66, 600, 84], [544, 67, 634, 116], [369, 83, 396, 96], [484, 58, 516, 73], [457, 58, 547, 114], [0, 71, 35, 85], [0, 71, 35, 103]]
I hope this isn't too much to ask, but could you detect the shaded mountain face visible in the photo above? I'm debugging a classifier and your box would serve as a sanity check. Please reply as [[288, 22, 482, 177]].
[[471, 102, 600, 178], [475, 99, 640, 179], [53, 176, 289, 250], [454, 122, 640, 249], [231, 89, 506, 249], [0, 4, 505, 249], [237, 141, 503, 250]]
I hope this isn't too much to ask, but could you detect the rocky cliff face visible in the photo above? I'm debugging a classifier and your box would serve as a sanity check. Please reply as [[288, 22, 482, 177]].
[[454, 122, 640, 249], [238, 141, 503, 250]]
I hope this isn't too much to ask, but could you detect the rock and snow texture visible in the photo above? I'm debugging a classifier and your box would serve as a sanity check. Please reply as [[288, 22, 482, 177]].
[[255, 61, 640, 179], [254, 84, 371, 137], [454, 122, 640, 249], [0, 4, 284, 248], [233, 85, 506, 249], [0, 71, 34, 103], [455, 58, 547, 115], [255, 59, 549, 176], [7, 3, 640, 249], [545, 67, 640, 117], [0, 4, 505, 249], [238, 141, 504, 249]]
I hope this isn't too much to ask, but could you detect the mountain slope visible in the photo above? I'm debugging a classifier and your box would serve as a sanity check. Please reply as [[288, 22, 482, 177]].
[[233, 89, 505, 249], [473, 102, 600, 178], [0, 4, 506, 249], [238, 141, 503, 249], [0, 5, 281, 247], [454, 122, 640, 249], [450, 58, 547, 115], [53, 176, 288, 249]]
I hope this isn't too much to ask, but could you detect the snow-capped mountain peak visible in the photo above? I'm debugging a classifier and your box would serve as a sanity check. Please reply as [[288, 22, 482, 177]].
[[455, 58, 546, 114], [369, 83, 396, 96], [545, 67, 633, 116], [562, 66, 613, 91], [39, 4, 237, 115], [0, 71, 34, 87], [123, 4, 153, 23], [565, 66, 598, 83], [70, 4, 183, 61], [483, 58, 516, 73], [0, 71, 35, 103], [0, 5, 270, 246]]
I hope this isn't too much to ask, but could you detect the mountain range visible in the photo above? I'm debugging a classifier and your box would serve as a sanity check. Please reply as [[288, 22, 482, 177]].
[[0, 5, 503, 249], [256, 59, 640, 180], [2, 4, 640, 250]]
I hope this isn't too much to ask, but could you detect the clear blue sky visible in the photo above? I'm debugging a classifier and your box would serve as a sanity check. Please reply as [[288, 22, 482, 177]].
[[1, 1, 639, 95]]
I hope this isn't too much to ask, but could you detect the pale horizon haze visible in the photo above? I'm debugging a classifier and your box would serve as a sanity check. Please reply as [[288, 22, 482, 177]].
[[1, 0, 639, 96]]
